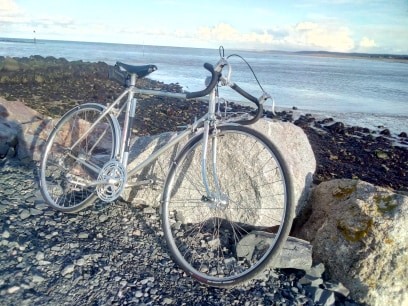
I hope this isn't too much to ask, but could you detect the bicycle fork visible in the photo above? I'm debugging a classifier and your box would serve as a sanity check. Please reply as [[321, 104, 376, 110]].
[[201, 91, 228, 208]]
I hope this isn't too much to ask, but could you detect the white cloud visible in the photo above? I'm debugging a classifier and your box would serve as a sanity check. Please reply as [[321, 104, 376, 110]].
[[359, 37, 376, 48], [195, 22, 355, 52], [0, 0, 20, 15], [0, 0, 25, 23], [290, 21, 355, 52], [196, 23, 273, 45]]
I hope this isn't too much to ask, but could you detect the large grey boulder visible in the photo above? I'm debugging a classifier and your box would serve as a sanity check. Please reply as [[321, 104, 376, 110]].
[[298, 179, 408, 306], [124, 118, 316, 217]]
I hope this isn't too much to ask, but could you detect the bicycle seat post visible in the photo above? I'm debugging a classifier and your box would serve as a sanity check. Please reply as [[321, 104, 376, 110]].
[[129, 73, 137, 87]]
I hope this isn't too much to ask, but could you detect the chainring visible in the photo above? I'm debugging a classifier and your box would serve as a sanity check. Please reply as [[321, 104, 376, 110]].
[[96, 160, 127, 202]]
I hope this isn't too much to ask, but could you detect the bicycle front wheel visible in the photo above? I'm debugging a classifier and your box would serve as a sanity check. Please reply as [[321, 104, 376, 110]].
[[162, 124, 294, 287], [40, 103, 119, 213]]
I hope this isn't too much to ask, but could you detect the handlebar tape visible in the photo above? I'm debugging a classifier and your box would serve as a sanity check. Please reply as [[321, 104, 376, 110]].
[[186, 63, 220, 99], [230, 83, 264, 125], [230, 83, 259, 105]]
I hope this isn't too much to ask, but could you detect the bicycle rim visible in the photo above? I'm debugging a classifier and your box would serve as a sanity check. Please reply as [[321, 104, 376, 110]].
[[162, 125, 294, 287], [40, 104, 118, 213]]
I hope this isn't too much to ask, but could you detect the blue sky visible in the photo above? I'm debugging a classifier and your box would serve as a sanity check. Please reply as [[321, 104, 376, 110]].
[[1, 0, 407, 54]]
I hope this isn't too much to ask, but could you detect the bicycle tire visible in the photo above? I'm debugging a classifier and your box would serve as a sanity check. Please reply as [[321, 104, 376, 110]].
[[40, 103, 119, 213], [161, 124, 294, 287]]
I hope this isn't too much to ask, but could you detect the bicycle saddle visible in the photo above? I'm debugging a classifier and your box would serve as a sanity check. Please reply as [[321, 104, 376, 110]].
[[115, 62, 158, 78]]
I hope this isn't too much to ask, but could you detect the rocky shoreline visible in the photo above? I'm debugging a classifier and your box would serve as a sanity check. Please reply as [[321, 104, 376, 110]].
[[1, 55, 406, 191], [1, 56, 407, 305]]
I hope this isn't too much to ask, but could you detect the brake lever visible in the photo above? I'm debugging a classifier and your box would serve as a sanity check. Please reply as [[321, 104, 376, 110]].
[[259, 92, 276, 116]]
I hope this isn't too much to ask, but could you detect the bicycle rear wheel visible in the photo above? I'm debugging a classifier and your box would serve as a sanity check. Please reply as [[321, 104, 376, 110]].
[[161, 124, 294, 287], [40, 103, 118, 213]]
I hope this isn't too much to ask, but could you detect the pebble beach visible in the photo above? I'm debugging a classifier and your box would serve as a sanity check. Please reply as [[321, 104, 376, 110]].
[[1, 56, 407, 305]]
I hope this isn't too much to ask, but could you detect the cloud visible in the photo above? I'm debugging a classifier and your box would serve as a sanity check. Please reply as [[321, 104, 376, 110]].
[[359, 37, 376, 48], [195, 22, 355, 52], [0, 0, 24, 23], [0, 0, 20, 15], [197, 23, 273, 45], [290, 21, 355, 52]]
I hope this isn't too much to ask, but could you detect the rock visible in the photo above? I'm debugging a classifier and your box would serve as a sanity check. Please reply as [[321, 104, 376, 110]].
[[306, 262, 325, 278], [0, 98, 51, 161], [298, 179, 408, 306], [380, 129, 391, 136], [35, 252, 45, 261], [324, 281, 350, 297], [98, 215, 109, 222], [1, 231, 10, 239], [326, 121, 345, 134], [123, 119, 316, 217], [308, 287, 336, 306], [32, 275, 46, 284], [19, 209, 30, 220], [7, 286, 20, 294], [252, 120, 316, 215], [61, 264, 75, 276], [276, 236, 313, 270], [77, 232, 89, 239]]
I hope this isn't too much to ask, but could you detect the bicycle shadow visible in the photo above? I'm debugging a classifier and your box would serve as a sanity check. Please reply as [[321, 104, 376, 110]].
[[124, 131, 186, 204]]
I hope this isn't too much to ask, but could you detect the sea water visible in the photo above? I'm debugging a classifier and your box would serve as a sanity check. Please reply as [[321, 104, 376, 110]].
[[1, 38, 407, 134]]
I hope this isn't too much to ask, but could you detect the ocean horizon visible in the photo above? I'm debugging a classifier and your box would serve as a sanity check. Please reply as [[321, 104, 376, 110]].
[[1, 37, 407, 134]]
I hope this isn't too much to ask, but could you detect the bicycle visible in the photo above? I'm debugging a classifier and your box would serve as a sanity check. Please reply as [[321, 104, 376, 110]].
[[39, 47, 294, 287]]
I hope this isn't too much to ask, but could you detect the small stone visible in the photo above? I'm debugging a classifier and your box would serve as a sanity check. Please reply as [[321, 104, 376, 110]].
[[143, 207, 156, 214], [78, 232, 88, 239], [132, 229, 141, 236], [309, 287, 336, 305], [141, 277, 154, 285], [324, 281, 350, 297], [7, 286, 20, 294], [36, 252, 45, 261], [99, 215, 109, 222], [20, 210, 30, 220], [76, 258, 86, 266], [299, 274, 323, 287], [1, 231, 10, 239], [135, 291, 143, 298], [35, 203, 48, 210], [163, 298, 173, 304], [307, 263, 325, 278], [29, 208, 43, 216], [61, 264, 75, 276], [380, 129, 391, 136], [32, 275, 45, 283], [37, 260, 51, 266]]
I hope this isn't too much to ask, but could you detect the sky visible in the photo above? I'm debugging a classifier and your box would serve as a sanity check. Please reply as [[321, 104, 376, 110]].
[[1, 0, 407, 54]]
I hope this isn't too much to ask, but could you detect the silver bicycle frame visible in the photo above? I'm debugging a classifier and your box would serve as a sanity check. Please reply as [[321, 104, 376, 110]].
[[68, 65, 224, 200], [127, 88, 219, 200]]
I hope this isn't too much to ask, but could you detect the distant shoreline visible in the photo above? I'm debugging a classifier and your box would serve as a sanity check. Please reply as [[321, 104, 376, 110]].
[[1, 36, 407, 62], [293, 50, 408, 63]]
